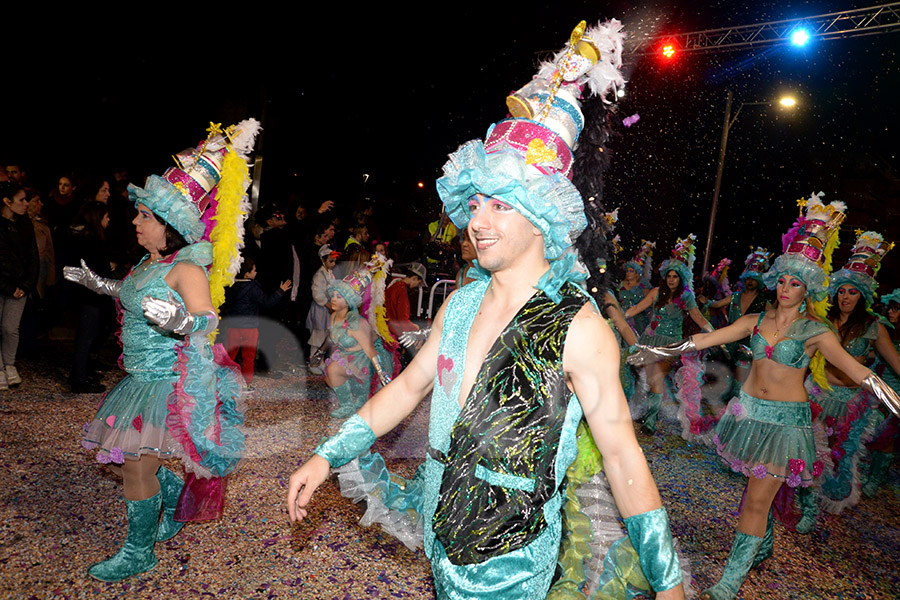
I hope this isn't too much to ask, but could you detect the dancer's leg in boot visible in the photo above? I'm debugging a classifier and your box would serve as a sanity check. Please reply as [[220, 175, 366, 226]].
[[642, 362, 668, 434], [794, 486, 818, 534], [349, 376, 369, 410], [752, 508, 774, 568], [702, 475, 782, 600], [89, 455, 162, 581], [155, 467, 185, 542]]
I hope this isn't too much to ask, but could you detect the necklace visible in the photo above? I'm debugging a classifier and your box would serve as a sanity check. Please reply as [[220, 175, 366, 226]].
[[771, 313, 801, 340]]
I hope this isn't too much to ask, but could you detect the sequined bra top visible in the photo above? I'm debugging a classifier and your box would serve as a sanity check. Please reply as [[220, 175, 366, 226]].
[[749, 312, 830, 369], [840, 317, 880, 357]]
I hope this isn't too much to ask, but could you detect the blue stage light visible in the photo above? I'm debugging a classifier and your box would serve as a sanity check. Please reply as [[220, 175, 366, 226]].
[[791, 28, 810, 46]]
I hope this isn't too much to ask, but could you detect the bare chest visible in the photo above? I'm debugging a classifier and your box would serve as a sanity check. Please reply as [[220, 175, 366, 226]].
[[740, 292, 757, 316], [455, 304, 521, 408]]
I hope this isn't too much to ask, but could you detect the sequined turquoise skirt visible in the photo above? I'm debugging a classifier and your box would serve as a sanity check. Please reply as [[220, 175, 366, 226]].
[[81, 374, 180, 462], [712, 389, 820, 487]]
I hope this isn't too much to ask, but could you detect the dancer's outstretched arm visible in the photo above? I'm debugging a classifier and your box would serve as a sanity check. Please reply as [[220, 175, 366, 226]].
[[286, 295, 447, 523]]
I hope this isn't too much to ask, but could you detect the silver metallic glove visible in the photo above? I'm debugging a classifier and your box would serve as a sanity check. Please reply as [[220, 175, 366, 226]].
[[399, 328, 430, 348], [861, 373, 900, 418], [626, 337, 697, 367], [63, 259, 122, 297], [141, 293, 218, 336]]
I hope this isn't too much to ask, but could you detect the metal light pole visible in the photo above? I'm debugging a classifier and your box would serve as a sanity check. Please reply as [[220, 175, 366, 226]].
[[701, 92, 789, 275]]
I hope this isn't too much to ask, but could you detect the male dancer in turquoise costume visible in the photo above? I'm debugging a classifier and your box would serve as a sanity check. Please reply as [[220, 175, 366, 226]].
[[287, 19, 684, 600]]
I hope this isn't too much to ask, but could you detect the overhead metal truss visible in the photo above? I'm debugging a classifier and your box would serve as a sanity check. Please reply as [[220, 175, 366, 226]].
[[630, 3, 900, 55]]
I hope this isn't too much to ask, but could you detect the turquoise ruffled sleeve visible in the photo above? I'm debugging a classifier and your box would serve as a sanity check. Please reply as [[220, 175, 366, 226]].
[[314, 414, 377, 468], [792, 317, 832, 341], [623, 507, 682, 592]]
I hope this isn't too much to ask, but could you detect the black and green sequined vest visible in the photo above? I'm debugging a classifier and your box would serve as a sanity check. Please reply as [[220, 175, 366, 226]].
[[431, 284, 588, 565]]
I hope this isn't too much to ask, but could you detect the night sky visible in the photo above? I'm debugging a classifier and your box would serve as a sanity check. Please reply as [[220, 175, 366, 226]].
[[5, 1, 899, 286]]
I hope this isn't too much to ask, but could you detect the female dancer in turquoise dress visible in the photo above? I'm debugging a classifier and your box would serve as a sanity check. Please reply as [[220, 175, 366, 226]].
[[624, 235, 714, 437], [629, 195, 900, 600], [324, 265, 394, 418], [617, 241, 653, 335], [65, 122, 257, 581], [799, 232, 900, 527], [865, 288, 900, 496]]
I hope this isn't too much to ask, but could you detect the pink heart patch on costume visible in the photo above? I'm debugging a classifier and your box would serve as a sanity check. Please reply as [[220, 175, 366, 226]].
[[105, 415, 116, 428], [765, 345, 774, 359], [437, 354, 454, 386], [437, 354, 458, 397]]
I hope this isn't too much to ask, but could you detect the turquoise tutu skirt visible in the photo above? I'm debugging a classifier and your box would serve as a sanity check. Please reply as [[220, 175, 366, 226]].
[[82, 374, 180, 462], [712, 389, 822, 487]]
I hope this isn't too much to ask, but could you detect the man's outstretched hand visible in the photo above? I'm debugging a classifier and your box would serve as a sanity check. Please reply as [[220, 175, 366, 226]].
[[286, 454, 332, 523]]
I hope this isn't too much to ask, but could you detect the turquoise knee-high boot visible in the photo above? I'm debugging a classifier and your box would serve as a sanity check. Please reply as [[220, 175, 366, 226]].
[[88, 493, 162, 581], [752, 509, 774, 568], [155, 467, 185, 542], [794, 486, 818, 534], [642, 391, 663, 434], [862, 451, 893, 498], [700, 531, 765, 600], [348, 376, 370, 410], [330, 381, 357, 419]]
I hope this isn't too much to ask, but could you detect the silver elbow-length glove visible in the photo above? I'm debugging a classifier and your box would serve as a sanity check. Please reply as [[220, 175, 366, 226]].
[[63, 259, 122, 297], [141, 293, 218, 337], [626, 337, 697, 367], [861, 373, 900, 418]]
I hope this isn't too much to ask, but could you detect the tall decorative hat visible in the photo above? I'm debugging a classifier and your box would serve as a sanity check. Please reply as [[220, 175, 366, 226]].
[[624, 239, 655, 279], [740, 247, 772, 283], [328, 269, 373, 309], [659, 234, 697, 293], [709, 257, 732, 296], [828, 230, 893, 307], [762, 192, 846, 302], [128, 120, 260, 312], [436, 19, 625, 301], [593, 209, 621, 275]]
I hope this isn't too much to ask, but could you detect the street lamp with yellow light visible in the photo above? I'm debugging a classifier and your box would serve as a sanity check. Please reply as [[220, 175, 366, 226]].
[[700, 91, 799, 275]]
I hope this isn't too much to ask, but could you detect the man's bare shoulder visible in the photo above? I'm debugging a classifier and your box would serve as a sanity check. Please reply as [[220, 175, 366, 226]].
[[565, 302, 618, 360]]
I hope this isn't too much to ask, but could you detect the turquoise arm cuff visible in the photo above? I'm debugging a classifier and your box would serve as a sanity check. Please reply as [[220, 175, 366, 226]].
[[314, 414, 376, 468], [623, 507, 682, 592]]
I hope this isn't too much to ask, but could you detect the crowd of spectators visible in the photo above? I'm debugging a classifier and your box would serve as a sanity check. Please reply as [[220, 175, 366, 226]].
[[0, 160, 467, 392]]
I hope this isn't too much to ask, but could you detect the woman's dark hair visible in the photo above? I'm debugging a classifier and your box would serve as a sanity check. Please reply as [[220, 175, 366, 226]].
[[79, 176, 110, 203], [152, 212, 189, 256], [656, 270, 684, 308], [827, 287, 871, 345], [1, 181, 24, 203], [73, 201, 109, 239], [887, 301, 900, 342], [571, 94, 615, 313]]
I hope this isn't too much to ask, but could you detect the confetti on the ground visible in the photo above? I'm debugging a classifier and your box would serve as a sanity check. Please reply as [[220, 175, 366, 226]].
[[1, 348, 897, 599]]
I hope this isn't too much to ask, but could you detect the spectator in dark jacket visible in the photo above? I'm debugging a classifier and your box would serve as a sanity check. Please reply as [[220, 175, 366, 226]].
[[222, 257, 291, 385], [67, 201, 115, 393], [0, 182, 39, 390]]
